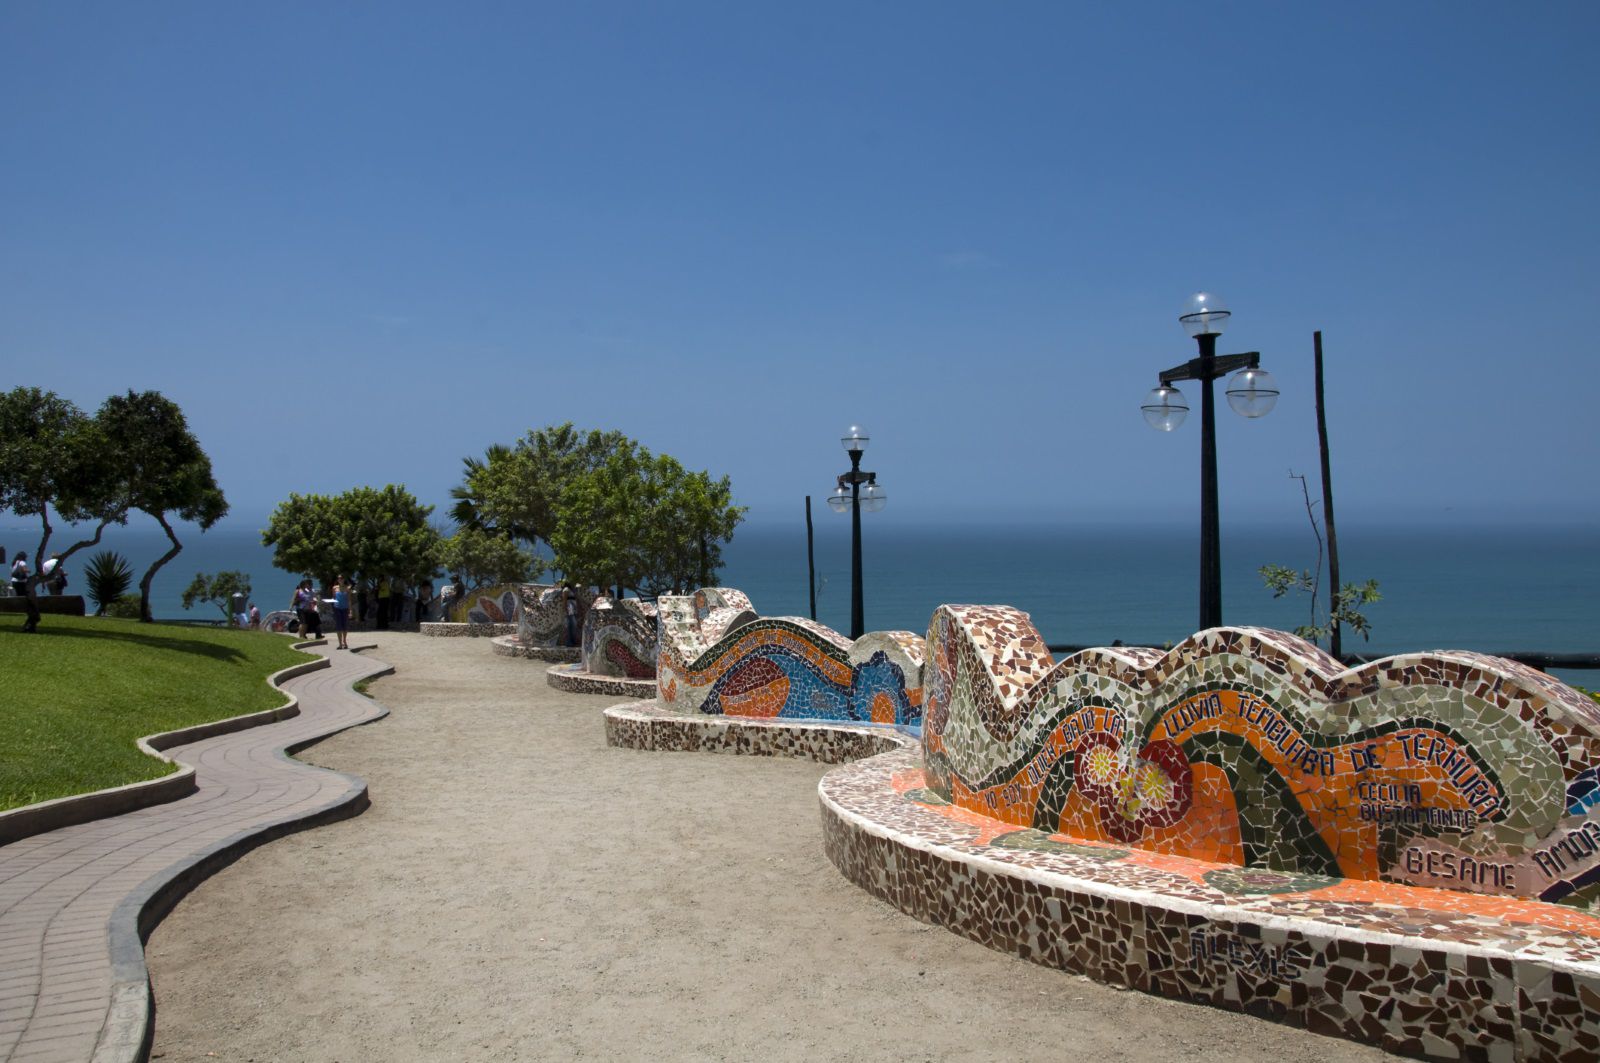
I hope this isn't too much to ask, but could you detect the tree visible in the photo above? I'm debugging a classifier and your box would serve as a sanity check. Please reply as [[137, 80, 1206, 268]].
[[262, 485, 442, 590], [548, 442, 745, 598], [181, 571, 252, 623], [83, 550, 134, 616], [97, 390, 228, 623], [438, 527, 544, 591], [456, 424, 631, 549], [448, 443, 519, 537], [0, 387, 127, 632]]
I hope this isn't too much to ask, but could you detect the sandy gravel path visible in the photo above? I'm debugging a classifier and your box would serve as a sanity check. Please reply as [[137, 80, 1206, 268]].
[[145, 633, 1388, 1062]]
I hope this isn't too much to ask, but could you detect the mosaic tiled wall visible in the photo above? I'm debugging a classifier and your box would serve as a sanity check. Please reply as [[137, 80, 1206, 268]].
[[922, 604, 1600, 906], [447, 583, 524, 626], [582, 597, 658, 679], [654, 588, 925, 730], [515, 583, 596, 647]]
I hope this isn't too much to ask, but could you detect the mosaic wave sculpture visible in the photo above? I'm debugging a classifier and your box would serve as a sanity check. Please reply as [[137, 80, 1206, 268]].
[[515, 583, 596, 647], [582, 597, 658, 679], [922, 604, 1600, 905], [655, 588, 926, 729]]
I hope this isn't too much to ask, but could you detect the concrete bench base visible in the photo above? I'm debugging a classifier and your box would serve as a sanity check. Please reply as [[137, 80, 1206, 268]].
[[545, 665, 655, 699], [489, 634, 580, 661], [603, 701, 915, 764], [819, 745, 1600, 1062]]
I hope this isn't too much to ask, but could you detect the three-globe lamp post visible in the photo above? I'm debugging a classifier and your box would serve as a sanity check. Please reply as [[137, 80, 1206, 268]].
[[1140, 293, 1279, 632], [828, 426, 886, 639]]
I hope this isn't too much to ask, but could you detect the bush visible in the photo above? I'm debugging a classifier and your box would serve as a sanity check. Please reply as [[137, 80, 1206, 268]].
[[105, 594, 142, 620], [84, 550, 134, 616]]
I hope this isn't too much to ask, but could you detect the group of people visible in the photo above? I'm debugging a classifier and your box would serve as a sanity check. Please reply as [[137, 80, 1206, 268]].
[[4, 549, 69, 597], [291, 577, 352, 650]]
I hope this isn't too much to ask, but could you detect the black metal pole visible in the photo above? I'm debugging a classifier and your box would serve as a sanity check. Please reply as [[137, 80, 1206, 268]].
[[805, 495, 817, 622], [849, 448, 864, 639], [1314, 331, 1341, 659], [1197, 331, 1222, 631]]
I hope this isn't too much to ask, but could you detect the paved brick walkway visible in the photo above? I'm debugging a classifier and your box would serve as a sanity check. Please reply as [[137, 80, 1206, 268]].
[[0, 643, 390, 1063]]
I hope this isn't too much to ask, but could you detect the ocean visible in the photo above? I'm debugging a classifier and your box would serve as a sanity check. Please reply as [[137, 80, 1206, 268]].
[[5, 518, 1596, 688]]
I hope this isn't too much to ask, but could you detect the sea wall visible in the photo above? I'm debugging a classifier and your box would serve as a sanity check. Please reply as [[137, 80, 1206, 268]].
[[922, 603, 1600, 904], [654, 588, 925, 729]]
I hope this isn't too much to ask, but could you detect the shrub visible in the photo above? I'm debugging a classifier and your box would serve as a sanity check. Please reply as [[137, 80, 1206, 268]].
[[105, 594, 142, 620], [84, 550, 134, 616]]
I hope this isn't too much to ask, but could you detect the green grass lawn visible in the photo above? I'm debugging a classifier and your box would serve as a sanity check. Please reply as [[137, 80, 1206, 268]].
[[0, 614, 315, 812]]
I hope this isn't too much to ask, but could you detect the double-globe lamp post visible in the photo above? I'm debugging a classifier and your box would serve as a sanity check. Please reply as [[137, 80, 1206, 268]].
[[828, 426, 886, 639], [1140, 293, 1279, 632]]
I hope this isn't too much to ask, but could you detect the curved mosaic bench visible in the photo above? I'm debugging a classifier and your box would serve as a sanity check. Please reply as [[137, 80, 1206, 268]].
[[821, 745, 1600, 1061], [655, 588, 925, 729], [584, 597, 658, 678], [922, 606, 1600, 904], [544, 597, 660, 696], [516, 582, 596, 647], [820, 603, 1600, 1059]]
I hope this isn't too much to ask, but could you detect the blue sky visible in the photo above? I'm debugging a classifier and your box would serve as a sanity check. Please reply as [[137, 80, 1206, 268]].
[[3, 1, 1597, 537]]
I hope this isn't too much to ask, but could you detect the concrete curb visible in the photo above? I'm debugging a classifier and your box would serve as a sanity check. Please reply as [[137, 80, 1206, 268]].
[[0, 651, 330, 849], [93, 656, 394, 1063]]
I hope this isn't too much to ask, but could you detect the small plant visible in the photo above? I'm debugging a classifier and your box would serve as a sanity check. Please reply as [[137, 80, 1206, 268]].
[[83, 551, 134, 616], [105, 594, 143, 620], [181, 571, 252, 622], [1260, 471, 1381, 650]]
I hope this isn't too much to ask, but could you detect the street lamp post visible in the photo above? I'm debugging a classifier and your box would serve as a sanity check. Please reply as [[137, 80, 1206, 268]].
[[1140, 293, 1278, 631], [827, 425, 886, 639]]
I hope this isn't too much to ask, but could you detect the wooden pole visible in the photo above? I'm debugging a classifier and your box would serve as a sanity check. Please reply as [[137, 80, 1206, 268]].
[[805, 495, 817, 621], [1314, 330, 1342, 659]]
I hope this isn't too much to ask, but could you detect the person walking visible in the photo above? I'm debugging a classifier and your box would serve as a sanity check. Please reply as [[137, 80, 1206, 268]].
[[291, 580, 316, 637], [564, 584, 579, 646], [10, 553, 29, 597], [331, 575, 352, 650]]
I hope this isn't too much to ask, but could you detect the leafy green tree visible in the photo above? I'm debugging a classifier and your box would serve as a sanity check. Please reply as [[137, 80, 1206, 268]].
[[97, 390, 228, 622], [0, 387, 127, 631], [83, 550, 134, 616], [181, 571, 252, 622], [456, 424, 631, 549], [438, 527, 544, 591], [448, 444, 519, 537], [262, 485, 442, 590], [549, 442, 745, 598]]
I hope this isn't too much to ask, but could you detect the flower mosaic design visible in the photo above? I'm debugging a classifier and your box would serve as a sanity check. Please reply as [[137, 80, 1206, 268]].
[[466, 588, 520, 625], [1073, 734, 1193, 843]]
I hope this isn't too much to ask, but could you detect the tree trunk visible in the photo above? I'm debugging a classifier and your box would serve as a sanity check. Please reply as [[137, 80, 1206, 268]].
[[23, 508, 110, 632], [139, 512, 184, 623]]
